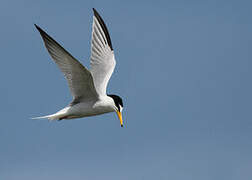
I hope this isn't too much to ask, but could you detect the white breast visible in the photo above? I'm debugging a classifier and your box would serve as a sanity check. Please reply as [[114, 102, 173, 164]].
[[67, 96, 115, 118]]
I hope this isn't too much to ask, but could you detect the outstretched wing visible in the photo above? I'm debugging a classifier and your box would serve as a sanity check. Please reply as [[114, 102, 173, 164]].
[[90, 8, 116, 96], [35, 24, 98, 101]]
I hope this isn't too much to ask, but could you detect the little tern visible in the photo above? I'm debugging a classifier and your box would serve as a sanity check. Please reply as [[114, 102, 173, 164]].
[[33, 8, 124, 127]]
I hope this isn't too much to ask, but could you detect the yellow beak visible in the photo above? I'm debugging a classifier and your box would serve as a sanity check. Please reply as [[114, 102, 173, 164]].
[[116, 111, 123, 127]]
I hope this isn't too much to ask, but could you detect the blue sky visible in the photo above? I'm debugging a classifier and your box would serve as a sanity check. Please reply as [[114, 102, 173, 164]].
[[1, 0, 252, 179]]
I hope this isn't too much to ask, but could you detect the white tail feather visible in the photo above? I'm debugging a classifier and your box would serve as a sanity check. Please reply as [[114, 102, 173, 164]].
[[31, 107, 71, 120], [31, 114, 59, 120]]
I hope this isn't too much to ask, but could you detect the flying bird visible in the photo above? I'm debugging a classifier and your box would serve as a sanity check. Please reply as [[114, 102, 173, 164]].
[[33, 8, 124, 127]]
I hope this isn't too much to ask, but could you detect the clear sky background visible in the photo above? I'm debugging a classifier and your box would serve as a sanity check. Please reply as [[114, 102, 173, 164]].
[[1, 0, 252, 179]]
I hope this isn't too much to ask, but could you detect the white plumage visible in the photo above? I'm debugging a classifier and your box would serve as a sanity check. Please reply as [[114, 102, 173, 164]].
[[33, 8, 124, 127]]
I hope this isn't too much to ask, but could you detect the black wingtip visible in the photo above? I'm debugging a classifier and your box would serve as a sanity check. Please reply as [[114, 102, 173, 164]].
[[92, 8, 98, 18], [92, 8, 113, 50], [121, 124, 123, 127], [34, 24, 44, 34], [34, 24, 52, 41], [34, 24, 39, 29], [92, 8, 99, 16]]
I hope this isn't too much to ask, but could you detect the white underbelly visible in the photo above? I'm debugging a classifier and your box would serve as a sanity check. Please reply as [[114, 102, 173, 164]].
[[66, 101, 114, 118]]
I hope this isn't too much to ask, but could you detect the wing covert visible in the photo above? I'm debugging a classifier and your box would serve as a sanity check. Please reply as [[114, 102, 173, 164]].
[[35, 24, 98, 100]]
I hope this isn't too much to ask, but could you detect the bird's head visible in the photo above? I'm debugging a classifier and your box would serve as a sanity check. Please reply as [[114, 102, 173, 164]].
[[107, 94, 124, 127]]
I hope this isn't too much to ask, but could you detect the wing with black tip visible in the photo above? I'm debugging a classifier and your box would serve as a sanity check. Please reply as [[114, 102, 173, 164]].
[[90, 8, 116, 96]]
